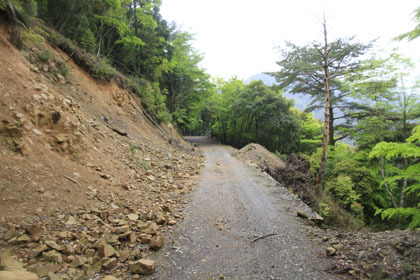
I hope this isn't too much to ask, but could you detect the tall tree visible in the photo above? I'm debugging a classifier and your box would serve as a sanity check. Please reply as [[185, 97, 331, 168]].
[[270, 19, 371, 193]]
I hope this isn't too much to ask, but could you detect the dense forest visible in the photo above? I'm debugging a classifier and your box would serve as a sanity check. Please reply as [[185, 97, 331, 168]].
[[1, 0, 419, 231]]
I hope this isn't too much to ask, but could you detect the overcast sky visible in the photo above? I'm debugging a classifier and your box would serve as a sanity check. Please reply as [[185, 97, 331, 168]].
[[160, 0, 420, 80]]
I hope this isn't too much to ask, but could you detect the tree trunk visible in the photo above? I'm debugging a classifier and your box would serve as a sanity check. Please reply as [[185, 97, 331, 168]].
[[400, 87, 408, 209], [329, 106, 334, 145], [315, 18, 331, 195], [381, 155, 398, 209]]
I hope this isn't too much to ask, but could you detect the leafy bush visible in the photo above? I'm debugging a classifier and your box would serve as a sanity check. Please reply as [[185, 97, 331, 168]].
[[94, 59, 118, 81], [319, 195, 364, 229], [326, 175, 361, 208], [21, 30, 44, 49], [38, 49, 52, 62], [0, 0, 6, 11], [128, 78, 171, 124], [79, 28, 96, 53], [59, 63, 71, 77], [318, 202, 330, 219]]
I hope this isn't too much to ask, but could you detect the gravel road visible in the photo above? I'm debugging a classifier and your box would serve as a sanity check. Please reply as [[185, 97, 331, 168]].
[[149, 137, 331, 280]]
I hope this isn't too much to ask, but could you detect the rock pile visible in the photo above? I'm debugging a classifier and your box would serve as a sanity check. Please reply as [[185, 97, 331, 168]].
[[322, 230, 420, 279], [233, 143, 286, 175], [0, 22, 205, 279]]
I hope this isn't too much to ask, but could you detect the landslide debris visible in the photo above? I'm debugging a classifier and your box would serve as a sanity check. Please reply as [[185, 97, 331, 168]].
[[233, 143, 286, 175], [233, 143, 321, 222], [234, 144, 316, 209], [321, 229, 420, 280], [0, 19, 204, 279]]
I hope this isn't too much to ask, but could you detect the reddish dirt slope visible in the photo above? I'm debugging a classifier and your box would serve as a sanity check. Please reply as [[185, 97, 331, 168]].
[[0, 21, 203, 279]]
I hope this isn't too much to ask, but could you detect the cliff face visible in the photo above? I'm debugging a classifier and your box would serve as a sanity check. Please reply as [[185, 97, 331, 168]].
[[0, 20, 203, 278]]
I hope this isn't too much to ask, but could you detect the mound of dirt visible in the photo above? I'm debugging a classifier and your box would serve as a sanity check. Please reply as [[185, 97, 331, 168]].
[[233, 143, 286, 175], [234, 144, 316, 207], [0, 20, 204, 279]]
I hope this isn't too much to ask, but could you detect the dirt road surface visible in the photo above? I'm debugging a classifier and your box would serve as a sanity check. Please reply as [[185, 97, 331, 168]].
[[148, 137, 331, 280]]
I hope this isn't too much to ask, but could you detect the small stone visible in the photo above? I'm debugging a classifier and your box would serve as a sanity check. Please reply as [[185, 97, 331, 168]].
[[129, 259, 156, 275], [17, 234, 31, 243], [297, 211, 308, 219], [141, 222, 158, 235], [32, 244, 48, 257], [4, 227, 16, 240], [114, 225, 130, 234], [348, 269, 358, 277], [128, 213, 139, 221], [162, 205, 174, 213], [26, 225, 40, 236], [118, 249, 130, 263], [155, 214, 166, 225], [332, 243, 344, 251], [84, 248, 96, 257], [46, 240, 62, 251], [98, 244, 116, 258], [321, 236, 329, 242], [42, 250, 62, 263], [65, 216, 77, 225], [71, 256, 87, 267], [149, 235, 163, 250], [32, 128, 42, 135], [119, 231, 136, 244], [102, 258, 117, 270], [56, 232, 68, 240], [326, 247, 336, 256], [168, 220, 177, 225], [138, 234, 152, 244]]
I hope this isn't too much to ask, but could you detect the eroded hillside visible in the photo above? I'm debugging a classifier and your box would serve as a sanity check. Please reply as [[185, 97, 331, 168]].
[[0, 20, 204, 279]]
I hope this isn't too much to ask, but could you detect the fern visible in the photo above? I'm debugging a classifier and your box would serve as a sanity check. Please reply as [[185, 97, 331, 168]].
[[381, 207, 420, 229], [370, 125, 420, 229]]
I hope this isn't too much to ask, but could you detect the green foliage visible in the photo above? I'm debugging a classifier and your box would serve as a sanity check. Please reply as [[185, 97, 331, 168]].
[[395, 7, 420, 41], [318, 194, 364, 230], [21, 29, 44, 49], [0, 0, 6, 11], [318, 202, 330, 219], [128, 77, 171, 123], [79, 28, 96, 53], [38, 49, 52, 62], [93, 59, 118, 81], [58, 63, 71, 77], [369, 125, 420, 229], [380, 207, 420, 229], [208, 79, 299, 153], [326, 175, 360, 208]]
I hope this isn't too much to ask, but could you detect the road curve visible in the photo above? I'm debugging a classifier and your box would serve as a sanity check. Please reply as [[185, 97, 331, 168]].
[[148, 136, 331, 280]]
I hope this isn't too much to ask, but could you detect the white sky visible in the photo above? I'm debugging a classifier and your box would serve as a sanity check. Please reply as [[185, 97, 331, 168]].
[[160, 0, 420, 80]]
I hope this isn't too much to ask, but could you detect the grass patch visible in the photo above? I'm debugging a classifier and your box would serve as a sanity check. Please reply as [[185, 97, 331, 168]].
[[21, 30, 44, 49], [38, 49, 52, 62], [58, 63, 71, 77]]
